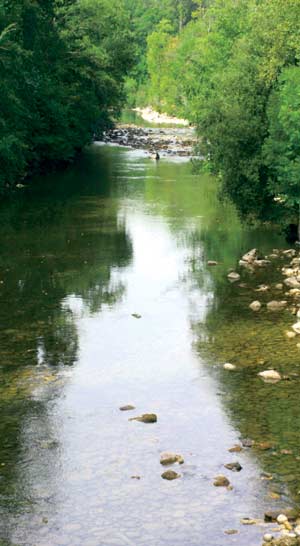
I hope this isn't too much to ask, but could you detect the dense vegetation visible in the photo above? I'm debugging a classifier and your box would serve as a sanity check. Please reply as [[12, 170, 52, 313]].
[[0, 0, 133, 192], [129, 0, 300, 232]]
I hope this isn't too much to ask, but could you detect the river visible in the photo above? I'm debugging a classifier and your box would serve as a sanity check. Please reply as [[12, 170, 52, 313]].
[[1, 125, 300, 546]]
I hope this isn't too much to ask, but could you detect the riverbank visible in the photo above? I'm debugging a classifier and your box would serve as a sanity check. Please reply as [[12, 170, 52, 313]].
[[134, 106, 190, 126]]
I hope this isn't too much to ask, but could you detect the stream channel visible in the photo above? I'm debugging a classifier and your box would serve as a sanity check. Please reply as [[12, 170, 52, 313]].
[[0, 113, 300, 546]]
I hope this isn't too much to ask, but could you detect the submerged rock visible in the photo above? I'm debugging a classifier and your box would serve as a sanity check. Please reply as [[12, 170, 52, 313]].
[[292, 322, 300, 334], [224, 461, 242, 472], [160, 452, 184, 466], [223, 362, 236, 371], [228, 444, 243, 453], [250, 300, 262, 311], [258, 369, 281, 381], [227, 272, 240, 282], [213, 475, 230, 487], [207, 260, 218, 266], [129, 413, 157, 423], [120, 404, 135, 411], [242, 438, 255, 448], [267, 301, 288, 311], [161, 470, 180, 480]]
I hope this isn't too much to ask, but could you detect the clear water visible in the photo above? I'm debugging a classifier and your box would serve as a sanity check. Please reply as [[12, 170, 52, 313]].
[[0, 141, 298, 546]]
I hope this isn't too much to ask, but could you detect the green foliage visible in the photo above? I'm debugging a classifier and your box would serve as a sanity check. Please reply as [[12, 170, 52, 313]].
[[144, 0, 300, 229], [264, 67, 300, 224], [0, 0, 133, 192]]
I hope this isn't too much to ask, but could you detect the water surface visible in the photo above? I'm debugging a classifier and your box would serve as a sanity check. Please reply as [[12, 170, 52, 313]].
[[0, 142, 299, 546]]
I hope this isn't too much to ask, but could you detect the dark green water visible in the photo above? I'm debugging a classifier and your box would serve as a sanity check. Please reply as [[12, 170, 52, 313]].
[[0, 140, 299, 546]]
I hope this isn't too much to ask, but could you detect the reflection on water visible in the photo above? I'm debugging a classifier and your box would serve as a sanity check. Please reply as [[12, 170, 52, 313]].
[[0, 142, 297, 546]]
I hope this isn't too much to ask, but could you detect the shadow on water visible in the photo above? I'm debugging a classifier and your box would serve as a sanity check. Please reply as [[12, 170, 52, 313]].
[[0, 148, 133, 539]]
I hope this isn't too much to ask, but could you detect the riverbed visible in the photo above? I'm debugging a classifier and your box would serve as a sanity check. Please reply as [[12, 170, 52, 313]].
[[0, 128, 300, 546]]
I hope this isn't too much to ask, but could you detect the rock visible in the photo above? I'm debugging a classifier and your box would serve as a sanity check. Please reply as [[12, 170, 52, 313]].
[[294, 526, 300, 537], [261, 472, 273, 480], [223, 362, 236, 371], [255, 284, 270, 292], [253, 259, 271, 267], [160, 452, 184, 466], [131, 313, 142, 319], [256, 441, 273, 450], [224, 461, 242, 472], [131, 475, 141, 480], [161, 470, 180, 480], [242, 249, 258, 263], [275, 283, 284, 290], [284, 278, 300, 289], [283, 249, 297, 258], [242, 438, 255, 448], [292, 322, 300, 334], [250, 300, 262, 311], [286, 331, 297, 339], [240, 518, 257, 525], [207, 260, 218, 266], [119, 405, 135, 411], [224, 530, 238, 535], [267, 301, 288, 311], [263, 534, 274, 543], [258, 369, 281, 381], [213, 475, 230, 487], [289, 289, 300, 297], [228, 444, 242, 453], [227, 272, 240, 282], [278, 515, 289, 524], [129, 413, 157, 423]]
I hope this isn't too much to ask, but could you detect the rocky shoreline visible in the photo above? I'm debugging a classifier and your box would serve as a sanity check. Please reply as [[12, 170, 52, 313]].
[[100, 124, 197, 157]]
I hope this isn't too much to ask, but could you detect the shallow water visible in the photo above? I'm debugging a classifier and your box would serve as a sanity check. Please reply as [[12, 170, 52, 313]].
[[0, 141, 299, 546]]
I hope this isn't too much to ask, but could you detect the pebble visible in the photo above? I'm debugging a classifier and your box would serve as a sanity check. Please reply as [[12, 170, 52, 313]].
[[213, 475, 230, 487], [129, 413, 157, 423], [227, 272, 240, 282], [277, 514, 288, 524], [160, 452, 184, 466], [258, 369, 281, 381], [228, 444, 242, 453], [161, 470, 180, 481], [249, 300, 262, 311], [224, 461, 242, 472], [223, 362, 236, 371], [240, 518, 257, 525], [263, 534, 274, 543]]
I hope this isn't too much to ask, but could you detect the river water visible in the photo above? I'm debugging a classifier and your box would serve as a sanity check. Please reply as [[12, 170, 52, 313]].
[[1, 132, 300, 546]]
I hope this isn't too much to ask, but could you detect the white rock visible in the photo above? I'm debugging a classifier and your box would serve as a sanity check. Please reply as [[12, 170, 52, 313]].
[[263, 534, 273, 543], [267, 300, 287, 311], [258, 370, 281, 381], [294, 525, 300, 536], [249, 300, 262, 311], [284, 277, 300, 289], [286, 331, 297, 339], [242, 249, 257, 263], [292, 322, 300, 334], [277, 514, 288, 524], [223, 363, 236, 371], [283, 249, 296, 258], [227, 272, 240, 282]]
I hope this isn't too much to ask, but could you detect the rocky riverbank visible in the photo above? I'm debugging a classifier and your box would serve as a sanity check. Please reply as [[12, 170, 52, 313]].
[[99, 124, 197, 157], [133, 106, 189, 126]]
